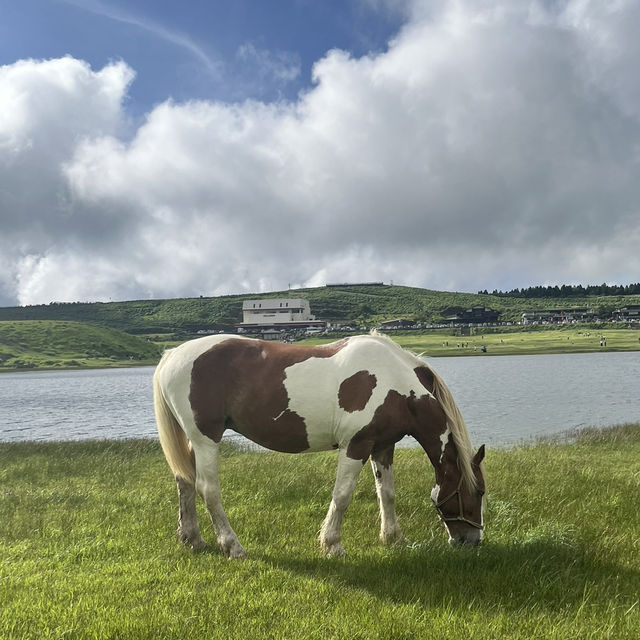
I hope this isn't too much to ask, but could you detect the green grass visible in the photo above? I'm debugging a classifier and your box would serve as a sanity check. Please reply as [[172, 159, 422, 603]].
[[2, 321, 638, 372], [0, 321, 161, 370], [1, 425, 639, 639], [304, 326, 640, 357], [391, 326, 640, 356]]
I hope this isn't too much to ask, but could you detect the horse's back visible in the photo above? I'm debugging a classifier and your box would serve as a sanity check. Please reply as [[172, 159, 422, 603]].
[[155, 332, 429, 453], [155, 334, 348, 450]]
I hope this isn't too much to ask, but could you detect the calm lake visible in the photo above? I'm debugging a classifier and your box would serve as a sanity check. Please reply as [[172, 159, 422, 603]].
[[1, 351, 638, 447]]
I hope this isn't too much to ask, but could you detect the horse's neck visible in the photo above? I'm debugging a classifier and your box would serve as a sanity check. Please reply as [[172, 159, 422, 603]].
[[413, 429, 447, 473], [409, 395, 450, 474]]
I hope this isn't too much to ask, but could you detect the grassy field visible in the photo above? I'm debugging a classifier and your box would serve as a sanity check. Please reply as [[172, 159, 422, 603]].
[[388, 326, 640, 357], [1, 322, 638, 372], [304, 326, 640, 357], [1, 425, 639, 639], [0, 321, 161, 370]]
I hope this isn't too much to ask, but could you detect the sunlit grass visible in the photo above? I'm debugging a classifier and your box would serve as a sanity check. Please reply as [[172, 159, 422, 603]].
[[305, 327, 640, 357], [1, 425, 639, 639], [0, 320, 161, 370]]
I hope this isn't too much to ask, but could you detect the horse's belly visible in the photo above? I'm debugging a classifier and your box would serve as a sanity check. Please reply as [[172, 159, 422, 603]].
[[230, 413, 337, 454]]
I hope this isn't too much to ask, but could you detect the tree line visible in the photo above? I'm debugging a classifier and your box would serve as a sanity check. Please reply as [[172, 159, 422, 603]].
[[478, 283, 640, 298]]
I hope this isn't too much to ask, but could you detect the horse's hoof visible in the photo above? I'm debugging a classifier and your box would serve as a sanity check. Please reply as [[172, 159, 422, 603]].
[[177, 530, 208, 551], [228, 546, 248, 559], [325, 543, 346, 558], [381, 532, 409, 547], [190, 539, 209, 552], [221, 539, 247, 559]]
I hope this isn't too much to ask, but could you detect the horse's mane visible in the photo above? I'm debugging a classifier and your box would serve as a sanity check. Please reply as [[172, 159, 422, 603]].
[[366, 331, 478, 492]]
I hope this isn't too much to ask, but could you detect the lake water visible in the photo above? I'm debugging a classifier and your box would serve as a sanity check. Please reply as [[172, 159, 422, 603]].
[[0, 352, 638, 447]]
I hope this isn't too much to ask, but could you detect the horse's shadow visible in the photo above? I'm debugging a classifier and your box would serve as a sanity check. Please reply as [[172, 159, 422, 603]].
[[257, 539, 639, 611]]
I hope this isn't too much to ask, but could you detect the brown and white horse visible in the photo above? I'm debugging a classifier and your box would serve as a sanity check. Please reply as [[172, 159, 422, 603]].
[[153, 332, 485, 558]]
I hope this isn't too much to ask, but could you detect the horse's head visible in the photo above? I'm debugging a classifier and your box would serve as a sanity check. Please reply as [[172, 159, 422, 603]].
[[431, 444, 485, 547]]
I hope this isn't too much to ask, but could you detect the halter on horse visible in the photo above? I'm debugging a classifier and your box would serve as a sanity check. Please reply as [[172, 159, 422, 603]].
[[153, 333, 485, 558]]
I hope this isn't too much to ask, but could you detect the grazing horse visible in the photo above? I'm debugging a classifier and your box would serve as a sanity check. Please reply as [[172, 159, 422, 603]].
[[153, 332, 485, 558]]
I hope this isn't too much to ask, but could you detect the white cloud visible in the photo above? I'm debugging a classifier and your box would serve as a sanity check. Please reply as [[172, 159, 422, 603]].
[[0, 56, 134, 246], [236, 43, 301, 86], [2, 0, 640, 306]]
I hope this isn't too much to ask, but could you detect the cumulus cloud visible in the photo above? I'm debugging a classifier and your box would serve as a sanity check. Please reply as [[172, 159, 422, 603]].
[[2, 0, 640, 306], [0, 56, 134, 238]]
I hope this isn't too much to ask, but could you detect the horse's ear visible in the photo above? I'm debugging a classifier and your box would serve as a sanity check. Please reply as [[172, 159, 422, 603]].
[[473, 444, 485, 465]]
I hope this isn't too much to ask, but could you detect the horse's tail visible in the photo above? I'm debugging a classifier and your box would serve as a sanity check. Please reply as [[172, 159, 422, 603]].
[[153, 351, 196, 485], [429, 367, 478, 493]]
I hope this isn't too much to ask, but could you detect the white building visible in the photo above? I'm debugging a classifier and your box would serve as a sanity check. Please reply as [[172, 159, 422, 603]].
[[236, 298, 326, 332]]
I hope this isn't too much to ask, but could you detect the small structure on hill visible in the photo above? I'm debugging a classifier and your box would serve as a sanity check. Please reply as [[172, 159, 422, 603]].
[[379, 319, 417, 330], [447, 306, 500, 325], [325, 282, 385, 288], [614, 305, 640, 322], [521, 308, 595, 324], [236, 298, 327, 335]]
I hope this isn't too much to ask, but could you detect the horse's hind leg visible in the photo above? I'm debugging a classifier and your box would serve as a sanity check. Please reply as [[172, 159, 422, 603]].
[[176, 477, 207, 551], [194, 438, 247, 559], [319, 449, 365, 557], [371, 446, 405, 545]]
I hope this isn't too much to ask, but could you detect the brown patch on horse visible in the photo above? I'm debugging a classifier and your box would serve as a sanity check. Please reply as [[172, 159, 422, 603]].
[[414, 365, 435, 393], [407, 391, 450, 470], [346, 388, 448, 468], [372, 444, 395, 470], [346, 390, 413, 464], [338, 370, 377, 413], [189, 338, 346, 452]]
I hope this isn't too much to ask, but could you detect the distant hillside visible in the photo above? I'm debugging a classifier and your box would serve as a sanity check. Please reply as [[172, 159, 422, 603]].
[[0, 285, 638, 335], [0, 321, 161, 370]]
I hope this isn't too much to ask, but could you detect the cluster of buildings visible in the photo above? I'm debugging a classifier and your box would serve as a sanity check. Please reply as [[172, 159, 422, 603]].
[[521, 305, 640, 325], [231, 297, 640, 339]]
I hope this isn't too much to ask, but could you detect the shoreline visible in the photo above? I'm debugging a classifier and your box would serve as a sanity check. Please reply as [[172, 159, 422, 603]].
[[3, 421, 638, 448], [1, 344, 639, 373]]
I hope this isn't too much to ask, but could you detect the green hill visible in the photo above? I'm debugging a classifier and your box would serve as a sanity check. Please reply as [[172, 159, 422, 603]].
[[0, 284, 638, 336], [0, 321, 161, 370]]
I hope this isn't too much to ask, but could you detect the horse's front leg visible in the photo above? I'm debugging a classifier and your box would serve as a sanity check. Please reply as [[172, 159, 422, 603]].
[[370, 446, 405, 545], [319, 449, 365, 557], [194, 438, 247, 559]]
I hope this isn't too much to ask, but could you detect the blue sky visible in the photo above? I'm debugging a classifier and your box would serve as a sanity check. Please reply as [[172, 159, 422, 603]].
[[1, 1, 404, 114], [1, 1, 640, 305]]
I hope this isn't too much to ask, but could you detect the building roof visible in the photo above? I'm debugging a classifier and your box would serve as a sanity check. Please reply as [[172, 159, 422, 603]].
[[242, 298, 309, 311]]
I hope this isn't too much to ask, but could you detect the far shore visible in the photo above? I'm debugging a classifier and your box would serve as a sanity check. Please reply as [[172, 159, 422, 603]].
[[1, 326, 639, 372], [0, 359, 159, 374]]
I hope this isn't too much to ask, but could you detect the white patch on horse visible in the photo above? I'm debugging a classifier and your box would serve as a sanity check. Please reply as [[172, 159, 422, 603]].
[[439, 426, 451, 462], [282, 335, 430, 451]]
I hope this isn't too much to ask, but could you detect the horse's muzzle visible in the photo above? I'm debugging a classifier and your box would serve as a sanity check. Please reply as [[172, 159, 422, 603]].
[[449, 531, 483, 547]]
